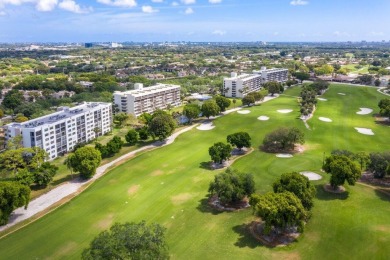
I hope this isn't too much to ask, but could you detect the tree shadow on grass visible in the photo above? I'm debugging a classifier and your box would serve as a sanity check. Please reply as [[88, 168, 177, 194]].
[[232, 223, 262, 249], [374, 189, 390, 202], [315, 184, 349, 200], [196, 197, 222, 215], [199, 161, 213, 171]]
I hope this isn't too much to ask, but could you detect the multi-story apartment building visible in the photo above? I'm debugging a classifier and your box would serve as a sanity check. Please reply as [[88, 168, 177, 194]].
[[223, 72, 262, 98], [113, 83, 181, 116], [4, 102, 112, 160], [224, 67, 289, 98], [253, 67, 289, 83]]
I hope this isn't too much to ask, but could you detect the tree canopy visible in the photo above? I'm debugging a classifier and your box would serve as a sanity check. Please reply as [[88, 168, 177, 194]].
[[214, 95, 231, 112], [378, 98, 390, 117], [201, 100, 220, 119], [183, 103, 201, 123], [208, 142, 232, 164], [125, 129, 139, 146], [68, 146, 102, 179], [273, 172, 316, 210], [242, 94, 255, 106], [251, 192, 307, 235], [323, 155, 361, 189], [148, 110, 176, 141], [0, 182, 30, 225], [263, 81, 281, 96], [262, 127, 305, 152], [227, 132, 251, 150], [208, 168, 255, 205], [82, 221, 169, 260]]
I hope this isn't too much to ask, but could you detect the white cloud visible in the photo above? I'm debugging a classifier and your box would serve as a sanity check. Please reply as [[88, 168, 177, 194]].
[[273, 32, 279, 36], [209, 0, 222, 3], [97, 0, 137, 8], [36, 0, 58, 11], [212, 29, 226, 36], [181, 0, 195, 4], [184, 7, 193, 14], [59, 0, 91, 13], [333, 31, 350, 37], [142, 5, 158, 13], [171, 1, 178, 6], [290, 0, 308, 6], [151, 0, 163, 2], [370, 31, 384, 36], [0, 10, 6, 15]]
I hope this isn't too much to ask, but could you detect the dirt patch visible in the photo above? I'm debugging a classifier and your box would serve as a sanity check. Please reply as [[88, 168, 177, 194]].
[[208, 195, 250, 212], [128, 185, 140, 195], [171, 193, 196, 205], [46, 241, 78, 259], [249, 221, 301, 247], [373, 225, 390, 232], [94, 214, 114, 230], [323, 184, 346, 193], [150, 170, 164, 176]]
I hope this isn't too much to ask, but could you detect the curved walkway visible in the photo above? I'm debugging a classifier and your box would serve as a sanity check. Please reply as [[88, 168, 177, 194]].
[[0, 95, 279, 233]]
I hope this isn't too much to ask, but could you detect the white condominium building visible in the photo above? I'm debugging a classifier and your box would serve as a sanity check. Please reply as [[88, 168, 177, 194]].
[[223, 72, 262, 98], [4, 102, 112, 160], [224, 67, 289, 98], [113, 83, 181, 116], [253, 66, 289, 83]]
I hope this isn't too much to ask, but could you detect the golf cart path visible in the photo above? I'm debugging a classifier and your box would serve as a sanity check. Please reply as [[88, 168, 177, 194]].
[[0, 95, 278, 233]]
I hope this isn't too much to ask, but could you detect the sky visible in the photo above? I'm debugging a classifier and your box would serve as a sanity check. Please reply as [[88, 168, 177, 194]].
[[0, 0, 389, 42]]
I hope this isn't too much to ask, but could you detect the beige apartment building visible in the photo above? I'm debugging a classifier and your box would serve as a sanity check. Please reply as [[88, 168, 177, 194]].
[[113, 83, 181, 116]]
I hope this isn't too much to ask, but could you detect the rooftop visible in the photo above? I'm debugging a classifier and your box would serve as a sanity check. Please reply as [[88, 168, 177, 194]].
[[7, 102, 111, 129], [224, 73, 261, 81], [114, 84, 180, 97]]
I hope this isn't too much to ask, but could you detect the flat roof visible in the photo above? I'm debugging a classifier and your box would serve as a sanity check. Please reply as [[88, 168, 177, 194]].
[[224, 73, 261, 81], [7, 102, 111, 129], [114, 84, 180, 97]]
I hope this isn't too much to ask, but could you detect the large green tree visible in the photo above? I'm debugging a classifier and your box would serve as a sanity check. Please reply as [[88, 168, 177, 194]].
[[208, 142, 232, 164], [208, 168, 255, 205], [82, 221, 169, 260], [0, 182, 30, 225], [33, 162, 59, 187], [251, 192, 307, 234], [378, 98, 390, 117], [293, 72, 310, 83], [201, 100, 220, 119], [68, 147, 102, 179], [263, 81, 281, 96], [214, 95, 231, 112], [273, 172, 316, 210], [242, 95, 255, 107], [323, 155, 362, 189], [262, 127, 305, 151], [183, 103, 201, 123], [368, 152, 390, 178], [2, 89, 24, 110], [148, 110, 176, 141], [125, 129, 139, 146], [227, 132, 251, 151]]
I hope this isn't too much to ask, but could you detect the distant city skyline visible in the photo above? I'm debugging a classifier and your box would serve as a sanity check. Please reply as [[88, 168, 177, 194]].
[[0, 0, 389, 42]]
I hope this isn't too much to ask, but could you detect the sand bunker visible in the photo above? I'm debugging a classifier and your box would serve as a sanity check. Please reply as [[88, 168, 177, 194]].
[[318, 117, 332, 122], [277, 109, 293, 114], [237, 110, 251, 114], [276, 154, 293, 158], [338, 93, 346, 96], [300, 171, 322, 181], [356, 108, 373, 115], [258, 116, 270, 121], [355, 127, 374, 136], [197, 122, 215, 130], [317, 98, 327, 101]]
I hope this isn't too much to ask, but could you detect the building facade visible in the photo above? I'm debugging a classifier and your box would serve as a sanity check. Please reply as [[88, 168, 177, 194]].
[[113, 83, 181, 116], [223, 72, 262, 98], [224, 67, 289, 98], [253, 67, 289, 83], [4, 102, 112, 160]]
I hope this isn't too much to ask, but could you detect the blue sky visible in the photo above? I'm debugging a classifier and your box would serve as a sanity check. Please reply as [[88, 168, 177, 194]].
[[0, 0, 389, 42]]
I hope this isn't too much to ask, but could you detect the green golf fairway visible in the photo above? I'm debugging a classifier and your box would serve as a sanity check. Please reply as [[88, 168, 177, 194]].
[[0, 84, 389, 259]]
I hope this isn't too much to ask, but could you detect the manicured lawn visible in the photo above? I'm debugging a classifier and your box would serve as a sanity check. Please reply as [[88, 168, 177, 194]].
[[341, 64, 369, 74], [1, 84, 390, 259]]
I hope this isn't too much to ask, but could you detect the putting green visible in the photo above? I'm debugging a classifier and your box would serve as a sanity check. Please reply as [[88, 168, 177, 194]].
[[0, 84, 389, 259]]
